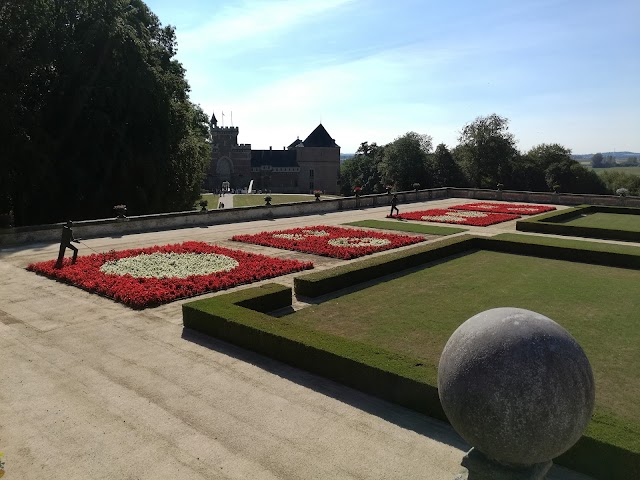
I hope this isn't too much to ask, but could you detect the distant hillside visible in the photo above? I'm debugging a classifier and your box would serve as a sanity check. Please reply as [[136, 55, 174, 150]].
[[340, 153, 354, 163], [572, 151, 639, 160]]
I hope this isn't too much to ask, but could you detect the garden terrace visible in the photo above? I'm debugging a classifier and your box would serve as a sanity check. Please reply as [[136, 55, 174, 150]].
[[517, 205, 640, 242], [184, 235, 640, 480]]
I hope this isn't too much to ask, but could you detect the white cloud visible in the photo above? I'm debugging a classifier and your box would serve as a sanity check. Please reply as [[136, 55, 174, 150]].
[[176, 0, 356, 53]]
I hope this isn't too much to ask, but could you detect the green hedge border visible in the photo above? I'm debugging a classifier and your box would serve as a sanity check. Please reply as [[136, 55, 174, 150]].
[[183, 237, 640, 480], [517, 205, 640, 242]]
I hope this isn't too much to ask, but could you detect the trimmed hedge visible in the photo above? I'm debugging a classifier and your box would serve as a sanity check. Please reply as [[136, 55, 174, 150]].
[[183, 237, 640, 479], [183, 283, 444, 420], [517, 205, 640, 242], [295, 235, 476, 298]]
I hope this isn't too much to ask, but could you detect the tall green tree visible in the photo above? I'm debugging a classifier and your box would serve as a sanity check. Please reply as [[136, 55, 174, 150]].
[[456, 114, 518, 188], [378, 132, 432, 191], [0, 0, 210, 226], [428, 143, 465, 187], [591, 153, 604, 168], [339, 142, 384, 195]]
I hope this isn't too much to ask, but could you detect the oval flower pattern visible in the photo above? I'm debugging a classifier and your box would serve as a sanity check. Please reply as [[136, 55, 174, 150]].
[[396, 208, 520, 226], [328, 237, 391, 248], [449, 202, 556, 215], [100, 252, 239, 278], [233, 225, 424, 259], [27, 241, 313, 309]]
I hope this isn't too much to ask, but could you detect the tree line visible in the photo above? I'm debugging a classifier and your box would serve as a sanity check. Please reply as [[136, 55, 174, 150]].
[[0, 0, 210, 227], [340, 114, 636, 197]]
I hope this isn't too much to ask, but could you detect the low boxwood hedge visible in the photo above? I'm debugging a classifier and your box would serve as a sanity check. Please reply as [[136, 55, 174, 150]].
[[183, 283, 444, 420], [183, 237, 640, 479], [517, 205, 640, 242]]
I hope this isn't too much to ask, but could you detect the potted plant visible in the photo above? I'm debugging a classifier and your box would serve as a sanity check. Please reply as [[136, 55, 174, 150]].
[[353, 186, 362, 197], [313, 190, 322, 201], [496, 183, 504, 191], [616, 188, 629, 197], [552, 185, 560, 194], [385, 185, 392, 195], [264, 195, 272, 206], [199, 199, 208, 212], [113, 204, 127, 220], [413, 183, 421, 192]]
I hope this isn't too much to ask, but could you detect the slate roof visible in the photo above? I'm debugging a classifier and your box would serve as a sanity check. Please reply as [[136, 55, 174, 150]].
[[302, 124, 339, 148], [288, 138, 303, 149], [251, 149, 299, 168]]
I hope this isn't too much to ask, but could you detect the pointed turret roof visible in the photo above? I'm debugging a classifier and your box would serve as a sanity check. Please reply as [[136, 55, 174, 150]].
[[210, 112, 218, 127], [288, 137, 303, 149], [302, 124, 339, 148]]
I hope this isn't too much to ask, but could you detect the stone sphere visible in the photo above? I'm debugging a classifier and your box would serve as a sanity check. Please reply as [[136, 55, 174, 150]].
[[437, 308, 595, 466]]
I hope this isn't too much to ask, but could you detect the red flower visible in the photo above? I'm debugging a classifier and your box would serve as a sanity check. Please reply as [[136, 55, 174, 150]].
[[396, 209, 520, 226], [450, 203, 556, 215], [27, 242, 313, 309], [232, 226, 425, 259]]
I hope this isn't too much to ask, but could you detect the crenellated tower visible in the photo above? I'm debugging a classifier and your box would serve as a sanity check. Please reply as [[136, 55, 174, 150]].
[[206, 112, 251, 191]]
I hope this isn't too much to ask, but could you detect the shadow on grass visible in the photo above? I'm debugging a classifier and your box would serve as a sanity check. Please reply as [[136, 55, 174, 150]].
[[180, 326, 468, 451]]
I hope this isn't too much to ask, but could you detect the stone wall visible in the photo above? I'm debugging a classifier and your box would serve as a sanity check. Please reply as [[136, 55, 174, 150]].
[[2, 188, 638, 247]]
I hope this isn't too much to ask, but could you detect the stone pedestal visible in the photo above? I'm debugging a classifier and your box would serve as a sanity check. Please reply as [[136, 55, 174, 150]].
[[455, 448, 551, 480]]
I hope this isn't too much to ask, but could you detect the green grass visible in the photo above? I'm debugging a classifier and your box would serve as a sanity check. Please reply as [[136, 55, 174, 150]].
[[195, 193, 219, 209], [592, 166, 640, 176], [286, 250, 640, 443], [495, 233, 640, 255], [344, 220, 466, 235], [233, 194, 316, 207], [562, 213, 640, 232]]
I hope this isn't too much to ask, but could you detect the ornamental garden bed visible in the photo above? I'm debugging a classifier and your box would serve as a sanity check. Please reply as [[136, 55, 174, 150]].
[[449, 202, 556, 215], [27, 241, 313, 308], [184, 234, 640, 480], [231, 225, 426, 259], [392, 208, 519, 226], [517, 205, 640, 242]]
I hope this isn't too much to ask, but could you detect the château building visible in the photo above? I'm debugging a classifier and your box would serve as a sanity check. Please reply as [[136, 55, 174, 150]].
[[205, 113, 340, 194]]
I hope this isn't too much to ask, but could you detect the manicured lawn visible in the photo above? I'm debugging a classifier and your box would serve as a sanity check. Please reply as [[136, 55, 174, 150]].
[[233, 194, 316, 207], [562, 212, 640, 232], [344, 220, 466, 235], [285, 250, 640, 431], [196, 193, 219, 209]]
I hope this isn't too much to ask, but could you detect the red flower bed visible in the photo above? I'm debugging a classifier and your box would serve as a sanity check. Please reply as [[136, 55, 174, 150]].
[[450, 202, 556, 215], [27, 241, 313, 309], [396, 209, 520, 226], [232, 225, 425, 259]]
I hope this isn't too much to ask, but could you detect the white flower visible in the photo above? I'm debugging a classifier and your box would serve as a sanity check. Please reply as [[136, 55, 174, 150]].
[[301, 229, 329, 236], [100, 252, 239, 278], [422, 211, 488, 223], [328, 237, 392, 248], [273, 233, 307, 240]]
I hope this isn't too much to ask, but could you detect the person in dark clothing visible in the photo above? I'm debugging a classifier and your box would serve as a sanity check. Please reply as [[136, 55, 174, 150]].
[[390, 194, 400, 217], [55, 220, 79, 268]]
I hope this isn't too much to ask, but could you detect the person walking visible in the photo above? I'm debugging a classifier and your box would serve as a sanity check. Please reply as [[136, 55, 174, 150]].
[[55, 220, 79, 268], [390, 194, 400, 217]]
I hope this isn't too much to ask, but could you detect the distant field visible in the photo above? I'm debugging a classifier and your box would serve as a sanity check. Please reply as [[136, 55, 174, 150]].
[[591, 166, 640, 176]]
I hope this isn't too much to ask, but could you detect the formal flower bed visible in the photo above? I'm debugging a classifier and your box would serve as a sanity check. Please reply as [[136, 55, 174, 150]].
[[27, 241, 313, 309], [395, 209, 520, 226], [232, 226, 425, 259], [450, 202, 556, 215]]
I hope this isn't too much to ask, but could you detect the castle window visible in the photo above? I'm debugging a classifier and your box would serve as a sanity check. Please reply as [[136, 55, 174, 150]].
[[309, 181, 314, 190], [309, 169, 314, 179]]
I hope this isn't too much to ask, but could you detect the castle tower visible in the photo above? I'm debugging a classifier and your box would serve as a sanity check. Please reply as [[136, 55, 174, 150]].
[[206, 112, 251, 191], [294, 124, 340, 194]]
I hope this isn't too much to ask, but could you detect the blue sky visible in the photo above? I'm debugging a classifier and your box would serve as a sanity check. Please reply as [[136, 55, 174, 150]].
[[145, 0, 639, 154]]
